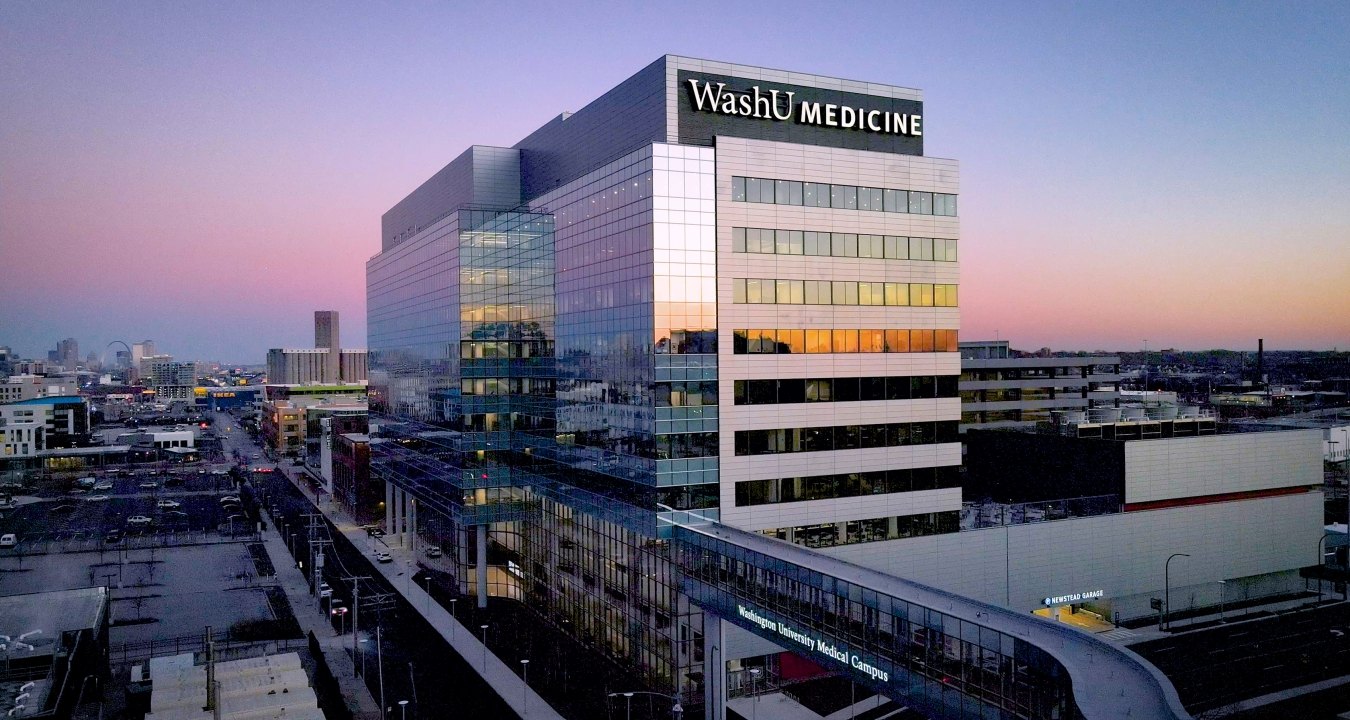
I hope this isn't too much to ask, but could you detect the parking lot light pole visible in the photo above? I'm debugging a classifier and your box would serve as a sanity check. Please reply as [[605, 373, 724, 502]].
[[1164, 553, 1190, 631]]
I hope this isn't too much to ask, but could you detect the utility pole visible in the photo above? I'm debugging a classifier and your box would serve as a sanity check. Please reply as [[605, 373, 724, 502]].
[[344, 575, 371, 660], [310, 539, 332, 595]]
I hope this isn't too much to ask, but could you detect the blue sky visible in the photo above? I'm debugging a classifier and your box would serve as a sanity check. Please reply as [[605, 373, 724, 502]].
[[1, 1, 1347, 361]]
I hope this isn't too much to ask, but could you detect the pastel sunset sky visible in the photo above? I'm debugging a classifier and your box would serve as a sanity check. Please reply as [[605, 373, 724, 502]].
[[2, 1, 1347, 362]]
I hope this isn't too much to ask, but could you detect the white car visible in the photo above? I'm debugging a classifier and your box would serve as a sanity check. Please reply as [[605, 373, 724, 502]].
[[374, 551, 393, 563], [93, 481, 114, 491], [0, 534, 16, 548], [157, 499, 182, 509], [86, 494, 111, 502], [127, 515, 153, 526], [138, 481, 158, 490]]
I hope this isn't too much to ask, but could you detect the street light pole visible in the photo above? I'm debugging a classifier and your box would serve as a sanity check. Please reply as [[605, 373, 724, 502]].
[[520, 659, 529, 717], [624, 692, 633, 720], [1164, 552, 1190, 631], [398, 699, 408, 720], [480, 624, 489, 671], [749, 667, 761, 720]]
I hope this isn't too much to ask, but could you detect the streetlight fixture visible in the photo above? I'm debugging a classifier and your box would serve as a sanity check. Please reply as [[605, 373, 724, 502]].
[[480, 624, 489, 671], [1164, 552, 1190, 631], [519, 659, 530, 717], [397, 699, 408, 720]]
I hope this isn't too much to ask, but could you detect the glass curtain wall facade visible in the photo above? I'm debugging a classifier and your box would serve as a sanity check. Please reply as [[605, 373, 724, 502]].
[[366, 56, 985, 719]]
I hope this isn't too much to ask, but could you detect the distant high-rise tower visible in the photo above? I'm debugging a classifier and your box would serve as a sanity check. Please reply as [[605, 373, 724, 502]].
[[315, 311, 340, 382], [57, 338, 79, 371]]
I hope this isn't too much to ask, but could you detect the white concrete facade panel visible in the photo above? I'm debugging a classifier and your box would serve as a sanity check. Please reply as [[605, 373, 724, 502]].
[[1124, 429, 1322, 504]]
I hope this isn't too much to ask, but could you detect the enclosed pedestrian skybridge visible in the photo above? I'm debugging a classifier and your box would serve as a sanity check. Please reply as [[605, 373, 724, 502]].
[[672, 522, 1190, 720]]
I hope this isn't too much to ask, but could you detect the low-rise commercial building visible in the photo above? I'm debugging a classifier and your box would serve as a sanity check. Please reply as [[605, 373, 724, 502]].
[[958, 340, 1121, 431], [0, 374, 80, 404]]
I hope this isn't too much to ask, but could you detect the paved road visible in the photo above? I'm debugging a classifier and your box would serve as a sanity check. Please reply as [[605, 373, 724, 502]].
[[1131, 601, 1350, 711], [255, 441, 524, 720]]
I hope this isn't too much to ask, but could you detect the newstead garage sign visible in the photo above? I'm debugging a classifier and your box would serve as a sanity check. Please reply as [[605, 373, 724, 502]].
[[737, 604, 890, 683]]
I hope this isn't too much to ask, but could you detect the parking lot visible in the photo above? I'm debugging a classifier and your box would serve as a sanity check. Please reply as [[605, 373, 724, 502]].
[[0, 541, 285, 645], [0, 470, 249, 548]]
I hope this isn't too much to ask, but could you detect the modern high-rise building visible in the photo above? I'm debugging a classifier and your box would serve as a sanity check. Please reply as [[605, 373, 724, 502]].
[[364, 57, 1311, 720], [56, 337, 79, 371], [140, 356, 196, 402], [315, 309, 341, 381]]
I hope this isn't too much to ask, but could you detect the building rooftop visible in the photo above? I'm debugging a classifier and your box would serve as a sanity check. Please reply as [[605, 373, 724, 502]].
[[0, 587, 107, 659], [10, 395, 83, 405]]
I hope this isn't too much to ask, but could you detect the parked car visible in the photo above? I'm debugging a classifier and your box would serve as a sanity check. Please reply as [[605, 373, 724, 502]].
[[138, 481, 158, 490], [0, 534, 17, 548], [220, 496, 240, 504], [157, 499, 182, 509], [86, 494, 111, 502], [425, 547, 443, 558], [127, 516, 153, 527], [374, 551, 393, 563], [93, 481, 114, 491], [104, 530, 123, 544]]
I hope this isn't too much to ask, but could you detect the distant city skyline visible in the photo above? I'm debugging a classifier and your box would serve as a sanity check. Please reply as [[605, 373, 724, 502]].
[[2, 2, 1347, 360]]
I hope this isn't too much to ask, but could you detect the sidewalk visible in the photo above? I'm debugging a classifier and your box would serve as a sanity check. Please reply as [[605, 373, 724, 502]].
[[1095, 594, 1347, 645], [260, 517, 382, 720], [278, 468, 564, 720]]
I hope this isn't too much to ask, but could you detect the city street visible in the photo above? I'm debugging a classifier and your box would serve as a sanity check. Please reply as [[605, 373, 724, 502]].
[[1131, 602, 1350, 712]]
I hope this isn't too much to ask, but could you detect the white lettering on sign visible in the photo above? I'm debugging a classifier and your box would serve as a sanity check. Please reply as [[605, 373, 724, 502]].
[[687, 79, 922, 137], [737, 604, 890, 683], [1042, 589, 1106, 606]]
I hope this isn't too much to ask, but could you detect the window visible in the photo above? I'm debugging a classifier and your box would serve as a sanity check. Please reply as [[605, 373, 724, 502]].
[[734, 329, 957, 354], [731, 226, 955, 263]]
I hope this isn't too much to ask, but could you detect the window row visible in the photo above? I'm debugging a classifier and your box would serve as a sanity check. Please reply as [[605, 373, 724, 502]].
[[656, 431, 719, 460], [759, 511, 960, 549], [734, 228, 957, 261], [734, 466, 962, 507], [735, 375, 958, 405], [733, 328, 959, 354], [656, 381, 718, 407], [734, 420, 959, 456], [734, 279, 958, 307], [461, 377, 555, 396], [732, 176, 957, 216]]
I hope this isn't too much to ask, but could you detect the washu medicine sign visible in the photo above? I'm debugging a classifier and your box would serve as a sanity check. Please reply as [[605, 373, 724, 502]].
[[686, 79, 922, 137]]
